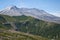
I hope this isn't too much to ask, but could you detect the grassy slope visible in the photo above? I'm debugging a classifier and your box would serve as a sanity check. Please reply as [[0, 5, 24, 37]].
[[13, 15, 60, 39], [0, 15, 60, 40], [2, 15, 16, 22], [0, 15, 13, 30], [0, 29, 49, 40]]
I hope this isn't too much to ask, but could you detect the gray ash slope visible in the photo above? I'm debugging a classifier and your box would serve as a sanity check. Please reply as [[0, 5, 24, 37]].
[[0, 6, 60, 24]]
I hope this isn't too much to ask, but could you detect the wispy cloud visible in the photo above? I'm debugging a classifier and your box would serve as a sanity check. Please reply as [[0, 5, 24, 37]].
[[50, 12, 60, 17], [20, 2, 27, 7]]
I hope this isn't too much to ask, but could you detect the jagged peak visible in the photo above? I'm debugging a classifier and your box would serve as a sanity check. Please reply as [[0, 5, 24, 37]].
[[5, 6, 18, 10]]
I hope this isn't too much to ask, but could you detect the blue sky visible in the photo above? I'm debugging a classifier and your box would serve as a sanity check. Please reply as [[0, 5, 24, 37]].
[[0, 0, 60, 17]]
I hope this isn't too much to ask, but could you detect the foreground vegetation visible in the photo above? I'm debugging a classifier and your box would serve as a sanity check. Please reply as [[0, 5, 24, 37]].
[[0, 29, 50, 40]]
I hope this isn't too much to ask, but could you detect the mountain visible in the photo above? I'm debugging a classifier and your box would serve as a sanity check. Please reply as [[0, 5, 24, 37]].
[[0, 6, 60, 40], [0, 6, 60, 24], [0, 6, 22, 16]]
